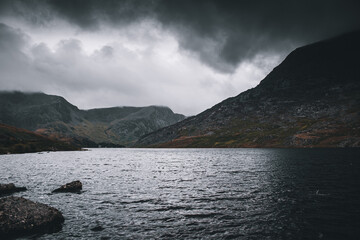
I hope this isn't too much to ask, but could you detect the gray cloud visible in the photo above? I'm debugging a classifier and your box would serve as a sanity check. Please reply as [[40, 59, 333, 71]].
[[2, 0, 359, 72], [2, 22, 267, 115], [0, 1, 359, 115], [0, 23, 35, 90]]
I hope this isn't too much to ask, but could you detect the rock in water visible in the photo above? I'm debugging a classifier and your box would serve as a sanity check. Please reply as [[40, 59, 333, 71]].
[[0, 183, 27, 195], [52, 180, 82, 193], [91, 226, 105, 232], [0, 196, 64, 238]]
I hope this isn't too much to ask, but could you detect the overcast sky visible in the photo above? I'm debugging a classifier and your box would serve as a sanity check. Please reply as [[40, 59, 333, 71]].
[[0, 0, 359, 115]]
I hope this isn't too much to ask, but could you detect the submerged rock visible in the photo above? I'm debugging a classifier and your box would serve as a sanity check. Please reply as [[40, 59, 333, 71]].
[[0, 183, 27, 195], [91, 226, 105, 232], [52, 180, 82, 193], [0, 196, 64, 238]]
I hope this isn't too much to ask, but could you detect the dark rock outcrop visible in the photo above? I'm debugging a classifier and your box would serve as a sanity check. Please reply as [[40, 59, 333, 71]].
[[135, 30, 360, 148], [52, 180, 82, 193], [0, 183, 26, 196], [0, 196, 64, 238]]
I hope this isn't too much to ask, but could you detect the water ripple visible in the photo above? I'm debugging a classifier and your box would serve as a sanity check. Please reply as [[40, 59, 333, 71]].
[[0, 148, 359, 239]]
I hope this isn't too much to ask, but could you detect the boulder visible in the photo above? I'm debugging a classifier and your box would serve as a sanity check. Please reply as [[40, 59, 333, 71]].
[[52, 180, 82, 193], [0, 183, 27, 195], [0, 196, 64, 238]]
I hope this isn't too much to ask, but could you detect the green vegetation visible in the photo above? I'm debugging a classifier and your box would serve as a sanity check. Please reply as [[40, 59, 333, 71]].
[[153, 117, 360, 148], [0, 124, 79, 154]]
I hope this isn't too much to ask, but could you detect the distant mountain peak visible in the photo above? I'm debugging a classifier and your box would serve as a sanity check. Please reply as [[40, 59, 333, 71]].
[[0, 91, 185, 147]]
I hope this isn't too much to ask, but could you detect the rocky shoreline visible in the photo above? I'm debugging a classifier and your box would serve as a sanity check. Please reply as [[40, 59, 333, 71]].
[[0, 181, 83, 238]]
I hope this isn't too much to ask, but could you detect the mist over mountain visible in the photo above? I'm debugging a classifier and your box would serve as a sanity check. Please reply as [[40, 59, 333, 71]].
[[0, 92, 185, 147], [135, 31, 360, 148]]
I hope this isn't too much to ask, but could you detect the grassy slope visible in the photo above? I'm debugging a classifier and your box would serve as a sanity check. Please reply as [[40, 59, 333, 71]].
[[154, 121, 359, 148], [0, 123, 79, 154]]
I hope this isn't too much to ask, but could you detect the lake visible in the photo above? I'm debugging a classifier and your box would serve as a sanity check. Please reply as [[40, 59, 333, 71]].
[[1, 148, 360, 239]]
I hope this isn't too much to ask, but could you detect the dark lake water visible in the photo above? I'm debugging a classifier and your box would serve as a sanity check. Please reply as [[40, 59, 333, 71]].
[[1, 148, 360, 239]]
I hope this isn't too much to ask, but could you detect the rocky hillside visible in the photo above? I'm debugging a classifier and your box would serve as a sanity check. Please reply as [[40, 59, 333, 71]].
[[0, 92, 185, 147], [135, 31, 360, 148], [0, 123, 79, 154]]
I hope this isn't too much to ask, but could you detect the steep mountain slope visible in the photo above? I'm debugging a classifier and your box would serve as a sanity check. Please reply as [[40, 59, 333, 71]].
[[0, 92, 185, 146], [135, 31, 360, 148], [0, 123, 79, 154], [0, 92, 82, 130]]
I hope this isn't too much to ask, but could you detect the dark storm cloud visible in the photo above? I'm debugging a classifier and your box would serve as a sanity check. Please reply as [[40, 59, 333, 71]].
[[1, 0, 360, 72], [47, 0, 157, 29], [155, 0, 360, 71]]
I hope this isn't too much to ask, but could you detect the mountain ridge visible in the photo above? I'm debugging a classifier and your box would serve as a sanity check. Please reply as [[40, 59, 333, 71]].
[[135, 30, 360, 148], [0, 91, 185, 147]]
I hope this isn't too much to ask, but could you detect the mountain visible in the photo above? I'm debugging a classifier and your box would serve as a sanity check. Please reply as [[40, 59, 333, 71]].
[[135, 31, 360, 148], [0, 92, 185, 147], [0, 123, 79, 154]]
